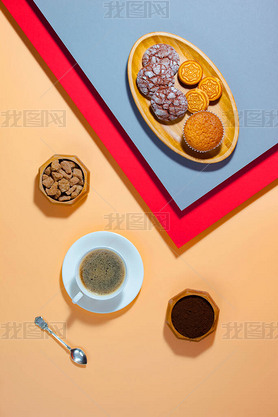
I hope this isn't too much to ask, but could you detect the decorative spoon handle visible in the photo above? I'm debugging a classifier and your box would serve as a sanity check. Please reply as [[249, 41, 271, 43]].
[[35, 316, 71, 351]]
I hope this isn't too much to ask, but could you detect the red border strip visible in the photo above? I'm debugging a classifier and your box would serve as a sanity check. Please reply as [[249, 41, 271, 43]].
[[3, 0, 277, 248]]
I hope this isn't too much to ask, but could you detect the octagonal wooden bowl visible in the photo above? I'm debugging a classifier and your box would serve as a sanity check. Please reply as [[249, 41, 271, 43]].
[[166, 288, 219, 342], [39, 154, 90, 205], [128, 31, 239, 163]]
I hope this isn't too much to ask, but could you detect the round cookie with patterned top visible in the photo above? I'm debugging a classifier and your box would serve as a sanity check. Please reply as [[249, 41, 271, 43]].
[[186, 89, 209, 113], [178, 60, 203, 85], [199, 76, 222, 101], [136, 63, 175, 99], [151, 87, 188, 122], [142, 44, 180, 74]]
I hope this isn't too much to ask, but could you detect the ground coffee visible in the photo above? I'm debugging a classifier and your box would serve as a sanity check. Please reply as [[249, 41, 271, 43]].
[[171, 295, 214, 339]]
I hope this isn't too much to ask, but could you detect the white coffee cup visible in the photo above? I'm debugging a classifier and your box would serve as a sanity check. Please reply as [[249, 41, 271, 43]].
[[72, 247, 127, 304]]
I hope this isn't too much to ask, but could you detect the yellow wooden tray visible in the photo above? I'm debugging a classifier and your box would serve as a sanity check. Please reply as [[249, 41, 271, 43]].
[[127, 32, 239, 164]]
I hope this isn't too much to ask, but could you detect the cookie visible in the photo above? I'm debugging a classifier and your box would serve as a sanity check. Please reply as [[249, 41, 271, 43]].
[[185, 89, 209, 113], [178, 60, 203, 85], [142, 44, 180, 74], [136, 64, 175, 99], [199, 76, 222, 101], [183, 111, 224, 152], [151, 87, 188, 122]]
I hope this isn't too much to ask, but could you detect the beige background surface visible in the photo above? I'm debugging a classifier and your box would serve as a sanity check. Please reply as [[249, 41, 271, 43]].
[[0, 6, 278, 417]]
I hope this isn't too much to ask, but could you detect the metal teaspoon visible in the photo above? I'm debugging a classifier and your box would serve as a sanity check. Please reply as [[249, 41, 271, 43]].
[[34, 316, 87, 365]]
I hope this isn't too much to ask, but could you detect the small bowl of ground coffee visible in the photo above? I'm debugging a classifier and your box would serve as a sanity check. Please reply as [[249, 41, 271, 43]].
[[166, 289, 219, 342]]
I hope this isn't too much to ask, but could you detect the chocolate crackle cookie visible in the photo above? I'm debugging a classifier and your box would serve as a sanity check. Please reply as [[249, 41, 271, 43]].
[[142, 44, 180, 74], [136, 63, 175, 99], [151, 87, 188, 122]]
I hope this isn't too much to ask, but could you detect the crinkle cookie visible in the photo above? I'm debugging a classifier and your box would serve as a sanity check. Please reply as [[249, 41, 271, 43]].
[[151, 87, 188, 122], [142, 44, 180, 74], [136, 63, 175, 99]]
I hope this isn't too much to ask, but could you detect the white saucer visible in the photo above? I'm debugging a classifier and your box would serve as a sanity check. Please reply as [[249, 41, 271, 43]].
[[62, 231, 144, 313]]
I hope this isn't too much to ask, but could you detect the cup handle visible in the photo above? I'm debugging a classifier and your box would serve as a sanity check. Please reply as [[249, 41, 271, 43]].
[[72, 291, 83, 304]]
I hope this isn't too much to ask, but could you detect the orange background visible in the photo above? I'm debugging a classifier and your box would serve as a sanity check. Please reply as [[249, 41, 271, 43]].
[[0, 6, 278, 417]]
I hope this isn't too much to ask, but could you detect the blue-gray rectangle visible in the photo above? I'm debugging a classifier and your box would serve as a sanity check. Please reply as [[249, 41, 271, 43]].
[[34, 0, 278, 210]]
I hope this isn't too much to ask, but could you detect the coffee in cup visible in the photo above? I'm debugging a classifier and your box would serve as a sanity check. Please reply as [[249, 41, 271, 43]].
[[79, 248, 126, 296]]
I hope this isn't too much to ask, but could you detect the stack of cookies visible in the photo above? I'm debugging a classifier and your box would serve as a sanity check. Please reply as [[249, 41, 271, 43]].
[[178, 60, 222, 113], [137, 43, 225, 154], [177, 60, 224, 153], [136, 44, 188, 122]]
